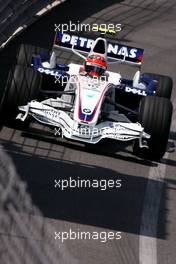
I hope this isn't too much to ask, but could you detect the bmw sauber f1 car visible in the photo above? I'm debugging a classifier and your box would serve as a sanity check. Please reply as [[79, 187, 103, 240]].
[[0, 31, 173, 160]]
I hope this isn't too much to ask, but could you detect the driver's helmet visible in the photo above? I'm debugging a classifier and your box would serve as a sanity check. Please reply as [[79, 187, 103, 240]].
[[84, 54, 107, 78]]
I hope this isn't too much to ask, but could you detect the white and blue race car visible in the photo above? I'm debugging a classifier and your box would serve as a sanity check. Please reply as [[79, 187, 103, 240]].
[[0, 31, 173, 160]]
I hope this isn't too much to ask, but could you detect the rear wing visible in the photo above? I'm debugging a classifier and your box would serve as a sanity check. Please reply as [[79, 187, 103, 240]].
[[54, 31, 144, 66]]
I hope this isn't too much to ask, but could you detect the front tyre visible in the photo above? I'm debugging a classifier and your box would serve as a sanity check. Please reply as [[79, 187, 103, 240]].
[[133, 96, 173, 160], [16, 44, 50, 66]]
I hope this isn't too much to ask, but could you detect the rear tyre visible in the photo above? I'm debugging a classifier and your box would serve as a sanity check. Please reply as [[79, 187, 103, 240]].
[[0, 65, 42, 123], [133, 96, 172, 160], [16, 44, 50, 66], [143, 72, 172, 99]]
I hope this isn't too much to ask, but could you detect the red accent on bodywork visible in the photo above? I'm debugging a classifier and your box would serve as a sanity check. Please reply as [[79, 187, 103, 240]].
[[137, 54, 143, 63]]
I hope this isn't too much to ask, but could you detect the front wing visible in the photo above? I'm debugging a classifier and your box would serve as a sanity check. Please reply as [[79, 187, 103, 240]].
[[17, 101, 150, 145]]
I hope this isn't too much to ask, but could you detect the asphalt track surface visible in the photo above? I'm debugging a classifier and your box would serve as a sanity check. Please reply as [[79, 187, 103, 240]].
[[0, 0, 176, 263]]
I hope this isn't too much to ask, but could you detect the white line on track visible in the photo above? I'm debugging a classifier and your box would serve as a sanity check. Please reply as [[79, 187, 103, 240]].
[[139, 153, 168, 264], [139, 116, 176, 264]]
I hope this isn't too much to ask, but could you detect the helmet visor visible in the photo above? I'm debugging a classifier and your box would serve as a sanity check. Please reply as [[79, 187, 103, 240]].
[[85, 64, 106, 75]]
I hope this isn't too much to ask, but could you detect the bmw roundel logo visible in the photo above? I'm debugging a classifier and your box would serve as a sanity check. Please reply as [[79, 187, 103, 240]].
[[83, 108, 91, 114]]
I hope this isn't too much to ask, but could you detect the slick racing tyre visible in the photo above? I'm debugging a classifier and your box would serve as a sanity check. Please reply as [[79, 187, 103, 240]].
[[0, 65, 42, 123], [133, 96, 173, 160], [16, 43, 50, 66], [143, 72, 173, 99]]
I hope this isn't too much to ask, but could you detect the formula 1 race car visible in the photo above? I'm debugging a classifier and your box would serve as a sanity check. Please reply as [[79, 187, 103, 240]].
[[0, 31, 173, 160]]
